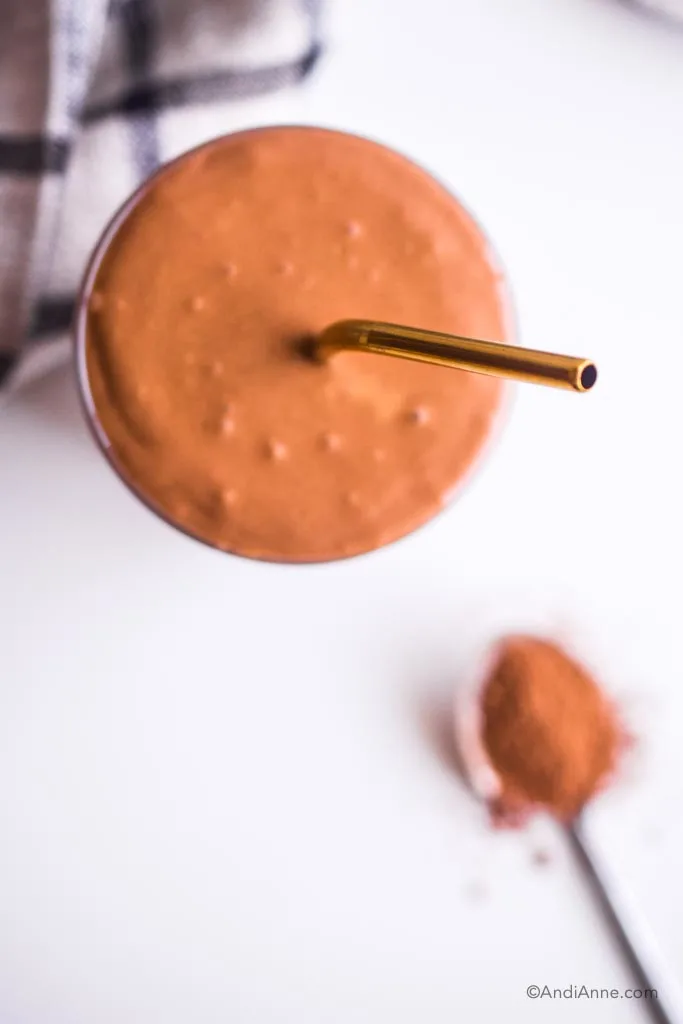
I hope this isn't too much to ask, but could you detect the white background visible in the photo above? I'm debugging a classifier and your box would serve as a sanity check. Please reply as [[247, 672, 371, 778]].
[[2, 0, 683, 1020]]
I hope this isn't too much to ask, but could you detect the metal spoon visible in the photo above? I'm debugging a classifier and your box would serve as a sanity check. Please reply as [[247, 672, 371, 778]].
[[568, 818, 683, 1024], [621, 0, 683, 30], [453, 662, 683, 1024]]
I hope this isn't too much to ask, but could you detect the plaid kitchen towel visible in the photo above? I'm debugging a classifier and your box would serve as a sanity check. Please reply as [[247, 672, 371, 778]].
[[0, 0, 323, 397]]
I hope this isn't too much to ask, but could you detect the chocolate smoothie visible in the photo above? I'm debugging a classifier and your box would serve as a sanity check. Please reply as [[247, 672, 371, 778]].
[[81, 127, 510, 562]]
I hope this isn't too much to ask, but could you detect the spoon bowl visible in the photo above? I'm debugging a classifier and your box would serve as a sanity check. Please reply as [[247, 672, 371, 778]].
[[452, 641, 503, 807]]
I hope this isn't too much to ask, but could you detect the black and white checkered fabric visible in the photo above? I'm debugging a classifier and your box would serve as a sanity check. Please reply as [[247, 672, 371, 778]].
[[0, 0, 322, 396]]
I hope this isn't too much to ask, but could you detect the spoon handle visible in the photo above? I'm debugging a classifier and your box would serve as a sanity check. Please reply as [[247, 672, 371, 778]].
[[569, 818, 683, 1024]]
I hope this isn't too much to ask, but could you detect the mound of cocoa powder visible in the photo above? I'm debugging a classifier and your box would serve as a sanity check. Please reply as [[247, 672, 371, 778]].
[[480, 636, 625, 824]]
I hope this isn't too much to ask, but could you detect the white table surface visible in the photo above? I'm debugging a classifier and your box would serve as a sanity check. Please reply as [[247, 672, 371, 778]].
[[2, 1, 683, 1021]]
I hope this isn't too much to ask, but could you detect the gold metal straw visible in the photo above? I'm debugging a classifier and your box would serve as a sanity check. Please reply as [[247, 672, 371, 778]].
[[316, 320, 597, 393]]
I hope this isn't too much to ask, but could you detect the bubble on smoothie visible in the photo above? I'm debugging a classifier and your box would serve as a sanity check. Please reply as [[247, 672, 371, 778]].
[[220, 488, 238, 507], [321, 432, 342, 452], [266, 439, 289, 461], [345, 220, 364, 239], [190, 295, 206, 313], [406, 405, 431, 426]]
